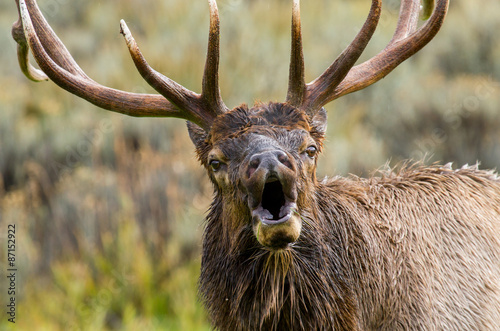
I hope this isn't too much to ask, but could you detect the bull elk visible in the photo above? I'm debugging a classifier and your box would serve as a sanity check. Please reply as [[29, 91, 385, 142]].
[[13, 0, 500, 329]]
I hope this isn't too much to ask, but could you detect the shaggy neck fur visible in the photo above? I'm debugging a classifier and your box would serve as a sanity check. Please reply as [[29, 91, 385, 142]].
[[198, 165, 500, 330], [199, 185, 368, 330]]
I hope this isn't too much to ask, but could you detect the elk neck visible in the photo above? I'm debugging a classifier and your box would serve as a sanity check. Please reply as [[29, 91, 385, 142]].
[[198, 181, 373, 330]]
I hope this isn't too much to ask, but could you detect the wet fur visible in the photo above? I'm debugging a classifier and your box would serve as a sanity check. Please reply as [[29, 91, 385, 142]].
[[191, 103, 500, 330]]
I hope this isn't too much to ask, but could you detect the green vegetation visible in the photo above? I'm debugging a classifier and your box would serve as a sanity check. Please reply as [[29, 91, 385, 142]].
[[0, 0, 499, 329]]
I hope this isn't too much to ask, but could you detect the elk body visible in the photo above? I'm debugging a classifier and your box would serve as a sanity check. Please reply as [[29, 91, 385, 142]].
[[13, 0, 500, 329]]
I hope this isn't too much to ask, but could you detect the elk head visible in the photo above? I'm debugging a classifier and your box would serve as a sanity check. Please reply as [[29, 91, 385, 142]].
[[13, 0, 449, 251]]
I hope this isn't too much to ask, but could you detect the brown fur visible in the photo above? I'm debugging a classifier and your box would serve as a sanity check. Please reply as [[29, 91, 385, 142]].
[[190, 103, 500, 330]]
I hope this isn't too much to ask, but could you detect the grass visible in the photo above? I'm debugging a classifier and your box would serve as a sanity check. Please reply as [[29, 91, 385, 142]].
[[0, 0, 499, 329]]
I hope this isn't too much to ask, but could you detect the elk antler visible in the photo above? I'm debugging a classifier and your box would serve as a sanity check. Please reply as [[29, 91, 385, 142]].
[[12, 0, 227, 131], [287, 0, 449, 116]]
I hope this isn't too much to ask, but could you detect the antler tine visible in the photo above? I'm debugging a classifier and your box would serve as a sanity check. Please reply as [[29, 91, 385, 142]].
[[120, 21, 215, 129], [120, 0, 228, 126], [390, 0, 421, 43], [286, 0, 382, 115], [15, 0, 179, 118], [13, 0, 226, 131], [286, 0, 306, 107], [12, 0, 88, 81], [12, 23, 48, 82], [300, 0, 382, 114], [324, 0, 449, 103], [289, 0, 449, 114], [203, 0, 229, 114], [12, 1, 47, 82]]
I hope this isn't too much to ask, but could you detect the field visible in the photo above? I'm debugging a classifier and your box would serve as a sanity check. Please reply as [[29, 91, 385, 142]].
[[0, 0, 499, 329]]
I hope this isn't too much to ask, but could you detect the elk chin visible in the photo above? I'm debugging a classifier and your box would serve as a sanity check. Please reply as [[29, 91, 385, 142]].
[[252, 201, 302, 250]]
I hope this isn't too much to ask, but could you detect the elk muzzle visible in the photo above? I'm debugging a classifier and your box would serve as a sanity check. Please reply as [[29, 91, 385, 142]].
[[241, 149, 301, 249]]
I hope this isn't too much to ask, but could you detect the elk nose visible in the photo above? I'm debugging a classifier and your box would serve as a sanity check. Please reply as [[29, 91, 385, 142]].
[[246, 150, 294, 179]]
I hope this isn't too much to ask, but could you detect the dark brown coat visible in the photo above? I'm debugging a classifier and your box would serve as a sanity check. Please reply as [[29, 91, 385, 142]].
[[192, 104, 500, 330]]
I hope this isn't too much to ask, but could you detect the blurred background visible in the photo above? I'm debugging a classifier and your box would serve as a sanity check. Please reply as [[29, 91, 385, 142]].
[[0, 0, 499, 329]]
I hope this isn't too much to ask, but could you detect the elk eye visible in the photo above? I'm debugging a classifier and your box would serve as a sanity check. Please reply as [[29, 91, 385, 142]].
[[210, 160, 222, 171], [305, 146, 317, 158]]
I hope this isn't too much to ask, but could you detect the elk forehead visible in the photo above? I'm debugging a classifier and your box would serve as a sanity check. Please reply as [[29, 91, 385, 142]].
[[210, 104, 312, 140], [203, 103, 324, 161]]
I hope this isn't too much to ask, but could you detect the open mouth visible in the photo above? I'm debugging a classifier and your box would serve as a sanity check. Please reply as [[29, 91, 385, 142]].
[[251, 178, 297, 225]]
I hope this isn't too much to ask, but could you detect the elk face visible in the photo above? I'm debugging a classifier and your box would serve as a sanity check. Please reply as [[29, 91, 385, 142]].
[[189, 103, 327, 250]]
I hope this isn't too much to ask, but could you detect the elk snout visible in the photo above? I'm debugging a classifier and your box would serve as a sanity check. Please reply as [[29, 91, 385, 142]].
[[241, 150, 301, 250], [246, 150, 294, 179]]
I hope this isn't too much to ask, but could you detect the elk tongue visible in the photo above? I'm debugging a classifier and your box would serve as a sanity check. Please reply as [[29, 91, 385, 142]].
[[252, 201, 297, 225], [252, 206, 274, 222], [280, 203, 295, 218]]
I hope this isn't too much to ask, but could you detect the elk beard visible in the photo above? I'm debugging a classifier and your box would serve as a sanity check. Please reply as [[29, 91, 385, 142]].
[[199, 196, 359, 330]]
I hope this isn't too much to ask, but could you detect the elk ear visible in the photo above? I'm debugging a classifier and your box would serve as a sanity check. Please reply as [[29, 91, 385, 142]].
[[310, 108, 328, 135], [187, 122, 209, 148]]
